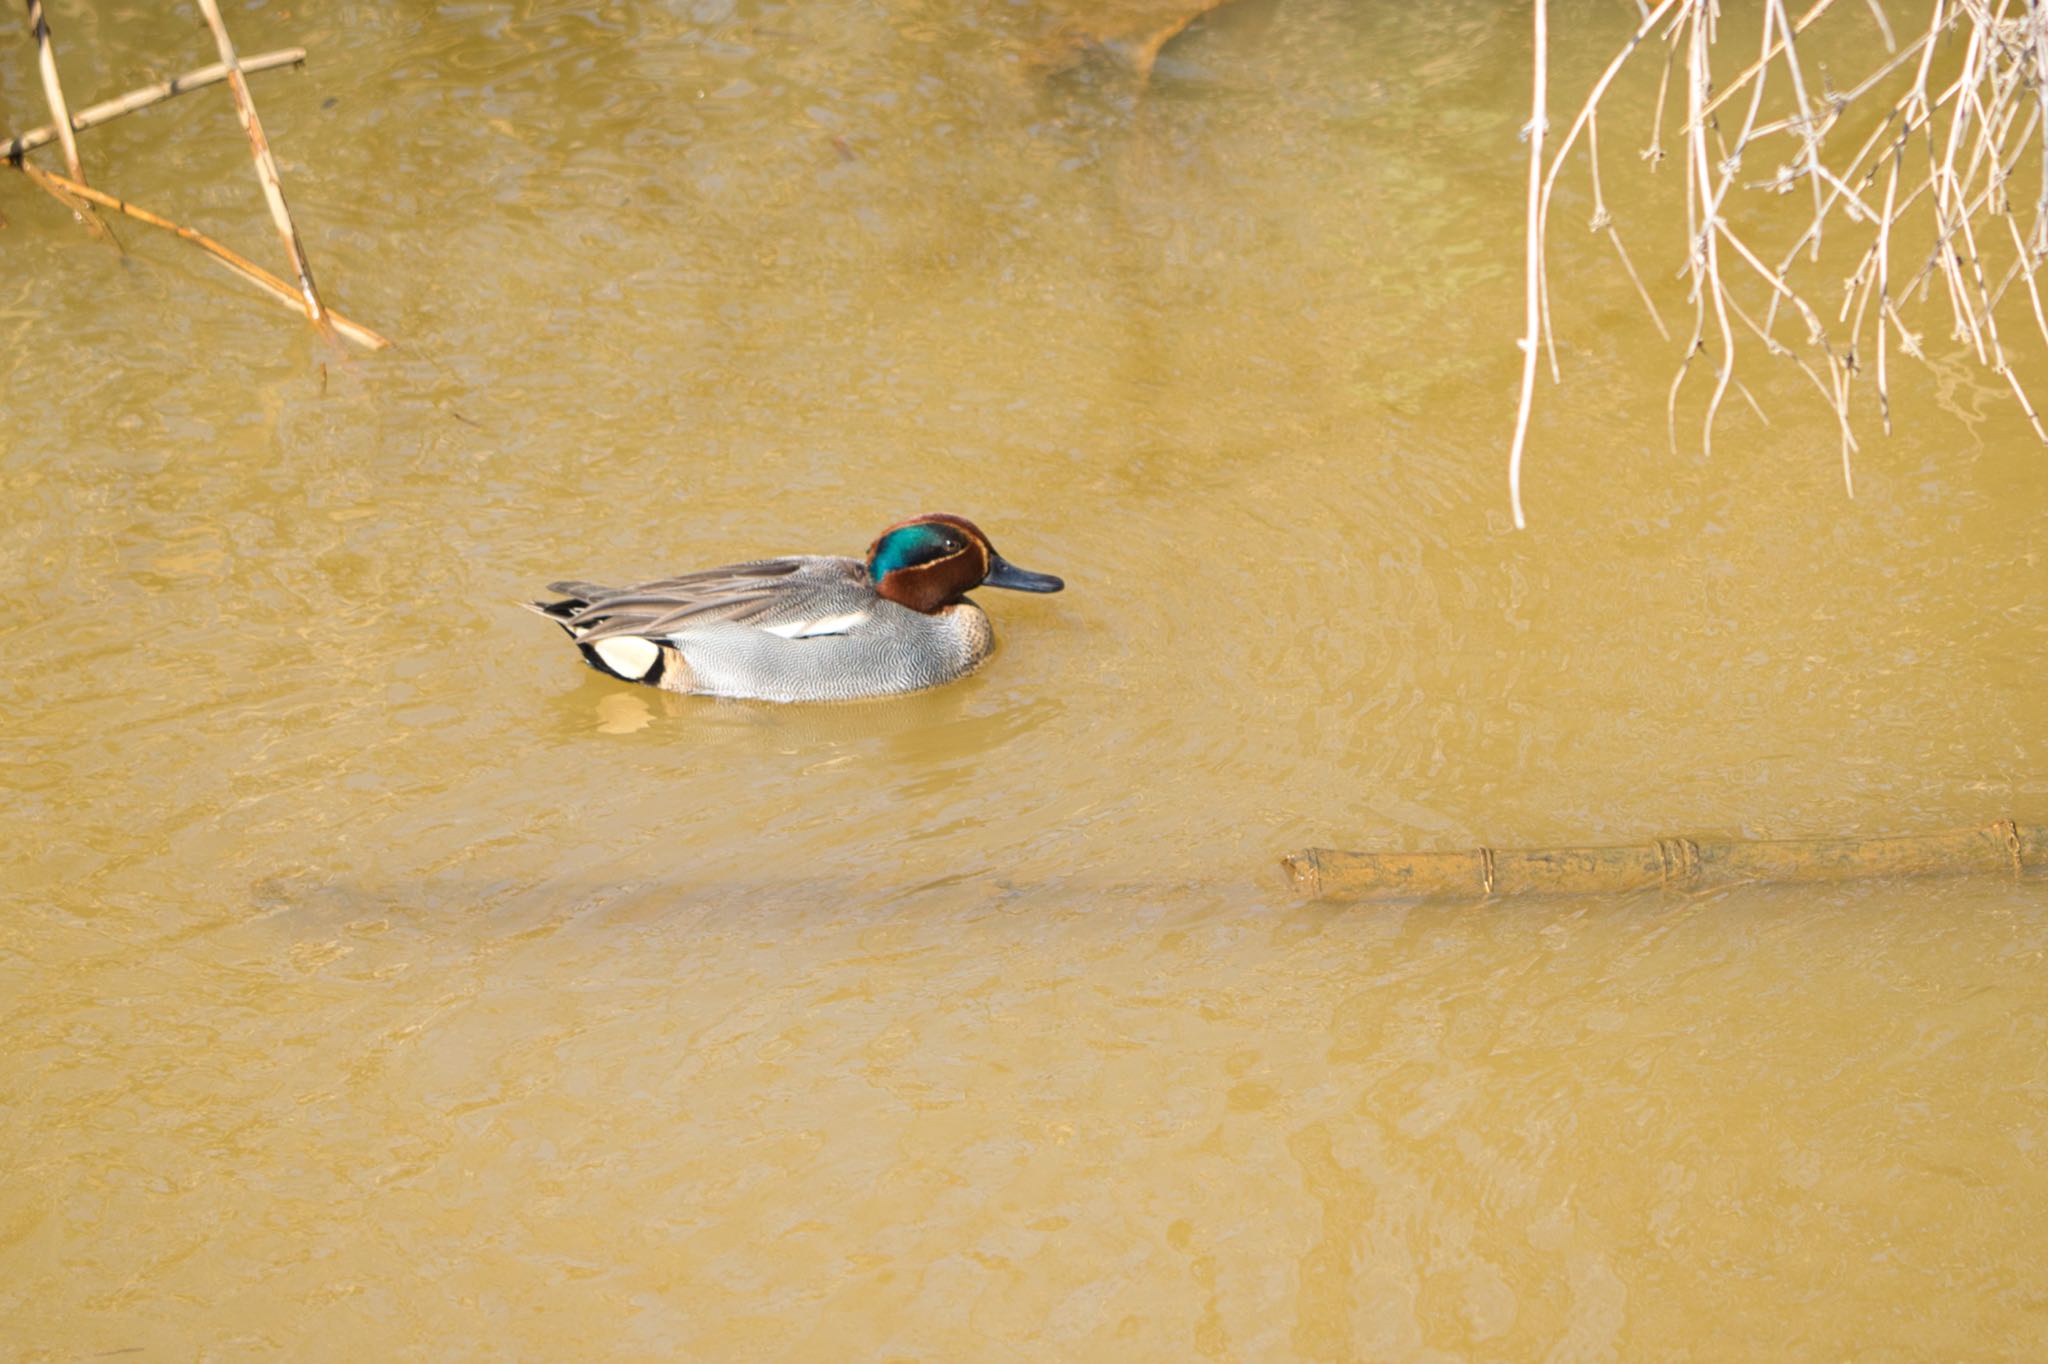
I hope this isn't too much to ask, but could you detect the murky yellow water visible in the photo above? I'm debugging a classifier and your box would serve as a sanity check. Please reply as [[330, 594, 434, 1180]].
[[4, 1, 2047, 1357]]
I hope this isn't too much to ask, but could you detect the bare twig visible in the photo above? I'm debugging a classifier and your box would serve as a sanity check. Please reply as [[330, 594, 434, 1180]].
[[1545, 3, 1684, 330], [1512, 0, 2048, 521], [1874, 145, 1903, 431], [1507, 0, 1548, 530], [1688, 0, 1840, 130], [1590, 114, 1671, 337], [4, 47, 307, 162], [1689, 10, 1737, 456]]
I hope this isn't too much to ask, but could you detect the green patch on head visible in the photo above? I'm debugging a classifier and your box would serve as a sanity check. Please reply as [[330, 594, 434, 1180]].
[[868, 522, 964, 580]]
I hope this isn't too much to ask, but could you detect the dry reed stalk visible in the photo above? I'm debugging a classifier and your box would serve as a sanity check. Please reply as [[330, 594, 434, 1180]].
[[191, 0, 325, 327], [1286, 820, 2045, 902], [4, 47, 307, 162], [21, 0, 111, 241], [1512, 0, 2048, 522], [23, 0, 83, 182], [16, 164, 390, 350]]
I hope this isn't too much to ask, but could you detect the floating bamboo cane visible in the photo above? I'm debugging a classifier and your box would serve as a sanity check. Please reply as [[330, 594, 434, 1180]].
[[4, 47, 306, 162], [23, 0, 82, 182], [1285, 821, 2047, 903], [20, 165, 389, 350], [192, 0, 324, 327]]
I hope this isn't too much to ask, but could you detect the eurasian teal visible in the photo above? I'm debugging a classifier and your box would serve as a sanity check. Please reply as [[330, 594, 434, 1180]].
[[527, 513, 1064, 702]]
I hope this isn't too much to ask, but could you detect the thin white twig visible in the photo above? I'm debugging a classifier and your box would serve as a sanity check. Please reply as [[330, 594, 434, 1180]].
[[1508, 0, 1549, 530]]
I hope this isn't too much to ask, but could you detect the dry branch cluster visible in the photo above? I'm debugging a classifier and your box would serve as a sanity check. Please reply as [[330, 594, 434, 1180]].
[[5, 2, 386, 349], [1510, 0, 2048, 525]]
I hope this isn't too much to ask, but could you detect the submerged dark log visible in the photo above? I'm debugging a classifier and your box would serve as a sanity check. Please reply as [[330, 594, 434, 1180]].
[[1027, 0, 1244, 81], [1285, 821, 2048, 903]]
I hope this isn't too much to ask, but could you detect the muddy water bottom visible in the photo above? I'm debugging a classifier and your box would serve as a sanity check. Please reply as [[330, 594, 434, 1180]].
[[10, 874, 2047, 1359]]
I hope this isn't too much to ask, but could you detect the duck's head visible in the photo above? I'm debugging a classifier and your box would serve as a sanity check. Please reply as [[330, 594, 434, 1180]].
[[865, 513, 1065, 614]]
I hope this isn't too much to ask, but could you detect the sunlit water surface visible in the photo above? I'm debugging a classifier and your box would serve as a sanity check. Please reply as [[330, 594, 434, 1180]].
[[4, 1, 2046, 1358]]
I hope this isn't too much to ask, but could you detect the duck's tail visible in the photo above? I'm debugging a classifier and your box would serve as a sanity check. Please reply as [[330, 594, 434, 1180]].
[[522, 588, 676, 687]]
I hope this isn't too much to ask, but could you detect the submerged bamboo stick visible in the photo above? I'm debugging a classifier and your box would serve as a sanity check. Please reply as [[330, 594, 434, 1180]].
[[24, 0, 83, 182], [192, 0, 325, 327], [17, 164, 389, 350], [1285, 821, 2046, 902], [4, 47, 307, 162]]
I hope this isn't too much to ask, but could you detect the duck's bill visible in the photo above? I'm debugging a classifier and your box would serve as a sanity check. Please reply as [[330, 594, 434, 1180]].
[[984, 554, 1065, 593]]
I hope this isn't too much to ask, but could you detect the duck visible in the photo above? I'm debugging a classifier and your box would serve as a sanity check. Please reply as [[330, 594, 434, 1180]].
[[526, 513, 1064, 702]]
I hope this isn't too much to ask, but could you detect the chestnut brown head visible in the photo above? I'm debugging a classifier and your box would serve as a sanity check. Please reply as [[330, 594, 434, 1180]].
[[864, 513, 1064, 614]]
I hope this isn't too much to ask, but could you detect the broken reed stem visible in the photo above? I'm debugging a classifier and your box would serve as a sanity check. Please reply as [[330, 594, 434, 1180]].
[[20, 156, 95, 217], [16, 164, 390, 350], [24, 0, 83, 182], [192, 0, 325, 328], [3, 47, 307, 162]]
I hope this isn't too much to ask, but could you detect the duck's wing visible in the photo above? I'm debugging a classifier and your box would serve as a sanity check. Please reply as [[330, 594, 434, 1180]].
[[526, 555, 875, 643]]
